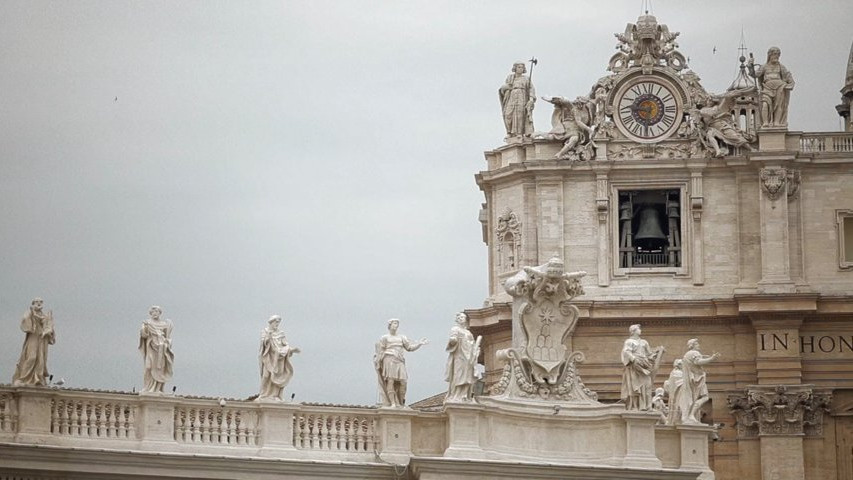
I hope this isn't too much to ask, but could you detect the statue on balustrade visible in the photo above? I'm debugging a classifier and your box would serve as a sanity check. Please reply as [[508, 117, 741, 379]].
[[138, 305, 174, 394], [258, 315, 300, 401], [12, 298, 56, 386], [748, 46, 795, 127], [664, 359, 684, 425], [671, 338, 720, 425], [620, 324, 664, 411], [374, 318, 428, 407], [444, 312, 481, 403], [499, 61, 536, 141]]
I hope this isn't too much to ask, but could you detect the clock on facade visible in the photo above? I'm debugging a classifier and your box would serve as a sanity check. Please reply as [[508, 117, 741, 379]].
[[613, 77, 683, 143]]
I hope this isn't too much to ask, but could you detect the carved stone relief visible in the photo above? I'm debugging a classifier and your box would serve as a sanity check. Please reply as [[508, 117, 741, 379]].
[[728, 385, 831, 438], [760, 167, 800, 201], [495, 208, 522, 271]]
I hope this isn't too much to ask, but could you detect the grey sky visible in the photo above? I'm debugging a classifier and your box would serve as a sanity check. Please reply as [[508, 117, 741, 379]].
[[1, 1, 851, 405]]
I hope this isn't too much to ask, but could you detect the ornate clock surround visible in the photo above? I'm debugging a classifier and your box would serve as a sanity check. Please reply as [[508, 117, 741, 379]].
[[610, 69, 687, 143]]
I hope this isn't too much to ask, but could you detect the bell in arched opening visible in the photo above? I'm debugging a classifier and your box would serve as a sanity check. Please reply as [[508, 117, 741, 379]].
[[634, 206, 667, 250]]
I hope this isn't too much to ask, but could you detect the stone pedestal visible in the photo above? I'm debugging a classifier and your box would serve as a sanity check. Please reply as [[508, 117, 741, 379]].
[[443, 402, 486, 459], [621, 411, 662, 468], [676, 424, 715, 480], [377, 407, 416, 464], [256, 401, 299, 455], [757, 128, 788, 152]]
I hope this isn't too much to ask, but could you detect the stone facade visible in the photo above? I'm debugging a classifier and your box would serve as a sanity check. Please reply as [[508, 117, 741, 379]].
[[468, 15, 853, 480]]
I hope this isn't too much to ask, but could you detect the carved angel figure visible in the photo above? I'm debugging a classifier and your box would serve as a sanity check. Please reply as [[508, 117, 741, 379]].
[[688, 87, 756, 157], [258, 315, 300, 401], [538, 96, 596, 161], [12, 298, 56, 386], [138, 306, 174, 393]]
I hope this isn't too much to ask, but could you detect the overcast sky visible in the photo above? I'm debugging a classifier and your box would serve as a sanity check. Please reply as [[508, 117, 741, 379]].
[[1, 1, 851, 406]]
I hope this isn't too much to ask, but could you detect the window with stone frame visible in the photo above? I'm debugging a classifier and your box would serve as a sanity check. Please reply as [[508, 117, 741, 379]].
[[495, 208, 522, 273], [839, 210, 853, 269], [618, 189, 682, 268]]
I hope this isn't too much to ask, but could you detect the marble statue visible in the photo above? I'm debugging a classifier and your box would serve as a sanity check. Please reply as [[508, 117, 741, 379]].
[[663, 359, 684, 425], [672, 339, 720, 425], [539, 96, 596, 161], [688, 87, 757, 157], [620, 324, 664, 411], [12, 298, 56, 386], [499, 61, 535, 141], [258, 315, 300, 401], [444, 312, 481, 403], [748, 47, 795, 127], [138, 306, 174, 394], [374, 318, 428, 407], [651, 387, 668, 424]]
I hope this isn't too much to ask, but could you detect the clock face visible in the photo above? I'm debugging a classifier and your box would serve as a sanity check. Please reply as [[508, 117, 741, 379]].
[[614, 79, 682, 142]]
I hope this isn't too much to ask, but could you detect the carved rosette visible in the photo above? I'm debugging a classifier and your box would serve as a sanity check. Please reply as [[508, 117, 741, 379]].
[[728, 385, 831, 438], [495, 208, 522, 271]]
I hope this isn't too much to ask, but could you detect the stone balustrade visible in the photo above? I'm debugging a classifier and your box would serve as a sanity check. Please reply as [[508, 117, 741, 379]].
[[0, 385, 715, 479], [799, 132, 853, 153]]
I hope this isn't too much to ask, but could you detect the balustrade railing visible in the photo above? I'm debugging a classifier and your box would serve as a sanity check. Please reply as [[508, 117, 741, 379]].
[[174, 404, 259, 446], [0, 392, 16, 433], [800, 132, 853, 153], [293, 410, 379, 453], [50, 395, 137, 440]]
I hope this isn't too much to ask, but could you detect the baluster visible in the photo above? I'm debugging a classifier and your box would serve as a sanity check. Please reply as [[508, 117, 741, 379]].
[[190, 409, 199, 443], [127, 406, 136, 439], [308, 415, 318, 449], [332, 416, 341, 450], [70, 401, 80, 436], [116, 404, 126, 438]]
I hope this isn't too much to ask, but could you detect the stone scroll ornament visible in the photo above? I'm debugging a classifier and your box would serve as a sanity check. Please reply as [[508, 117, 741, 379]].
[[490, 257, 598, 402]]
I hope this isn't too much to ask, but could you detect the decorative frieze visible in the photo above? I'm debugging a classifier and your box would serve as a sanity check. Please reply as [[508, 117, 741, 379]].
[[728, 385, 831, 438]]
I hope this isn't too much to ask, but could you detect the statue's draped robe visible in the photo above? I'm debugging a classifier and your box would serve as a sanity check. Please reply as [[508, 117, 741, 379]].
[[258, 328, 296, 400], [755, 62, 794, 125], [445, 325, 476, 398], [138, 319, 174, 393], [620, 337, 654, 410], [677, 350, 708, 423], [13, 309, 55, 386], [499, 74, 534, 137]]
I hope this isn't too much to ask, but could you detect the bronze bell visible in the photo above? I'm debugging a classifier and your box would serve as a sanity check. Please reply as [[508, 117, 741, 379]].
[[634, 206, 667, 249]]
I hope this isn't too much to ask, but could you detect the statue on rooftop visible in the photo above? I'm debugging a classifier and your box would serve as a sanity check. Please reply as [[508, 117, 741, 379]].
[[444, 312, 481, 403], [138, 305, 174, 394], [671, 338, 720, 424], [12, 298, 56, 386], [688, 86, 757, 157], [499, 61, 536, 141], [374, 318, 428, 407], [258, 315, 300, 401], [538, 96, 596, 161], [748, 47, 795, 127], [620, 324, 665, 411]]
